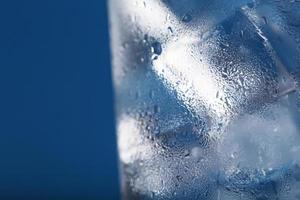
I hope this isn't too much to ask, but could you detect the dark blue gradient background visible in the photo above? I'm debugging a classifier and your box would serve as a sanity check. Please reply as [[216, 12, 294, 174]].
[[0, 0, 119, 199]]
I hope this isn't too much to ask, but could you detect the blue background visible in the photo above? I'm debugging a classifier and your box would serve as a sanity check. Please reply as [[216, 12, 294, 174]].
[[0, 0, 119, 199]]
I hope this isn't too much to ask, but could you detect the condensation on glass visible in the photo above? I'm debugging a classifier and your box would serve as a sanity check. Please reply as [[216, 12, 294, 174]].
[[109, 0, 300, 199]]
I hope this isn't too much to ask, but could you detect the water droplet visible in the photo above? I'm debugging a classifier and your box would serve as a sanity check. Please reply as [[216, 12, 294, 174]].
[[184, 149, 190, 157], [154, 105, 160, 113], [201, 31, 210, 40], [135, 91, 140, 99], [151, 41, 162, 55], [143, 34, 148, 43], [122, 42, 129, 49], [150, 192, 154, 198], [182, 13, 192, 23], [149, 90, 155, 99], [247, 2, 254, 8], [143, 1, 146, 7], [240, 30, 244, 38], [176, 175, 183, 182], [131, 15, 136, 22], [167, 26, 173, 33], [220, 42, 229, 48], [151, 55, 158, 60], [139, 161, 144, 166], [153, 127, 160, 135], [221, 73, 228, 78], [146, 125, 151, 131], [166, 13, 170, 21], [191, 147, 202, 159], [262, 16, 268, 25]]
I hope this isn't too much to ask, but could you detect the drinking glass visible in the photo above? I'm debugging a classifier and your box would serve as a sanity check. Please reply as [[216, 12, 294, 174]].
[[109, 0, 300, 199]]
